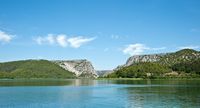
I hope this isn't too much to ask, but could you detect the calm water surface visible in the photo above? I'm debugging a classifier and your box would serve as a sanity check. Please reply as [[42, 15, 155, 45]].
[[0, 79, 199, 108]]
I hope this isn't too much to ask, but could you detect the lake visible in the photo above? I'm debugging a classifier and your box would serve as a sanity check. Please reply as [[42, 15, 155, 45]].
[[0, 79, 199, 108]]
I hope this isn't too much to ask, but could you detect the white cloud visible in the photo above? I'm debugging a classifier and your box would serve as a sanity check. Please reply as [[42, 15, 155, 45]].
[[178, 45, 199, 50], [35, 37, 43, 44], [123, 43, 148, 55], [0, 30, 13, 43], [56, 34, 67, 47], [68, 36, 95, 48], [35, 34, 55, 45], [46, 34, 55, 44], [123, 43, 166, 56], [34, 34, 95, 48]]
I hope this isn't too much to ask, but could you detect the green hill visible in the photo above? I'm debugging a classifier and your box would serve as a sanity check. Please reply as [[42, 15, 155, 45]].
[[107, 62, 171, 78], [0, 60, 75, 79], [107, 49, 200, 79]]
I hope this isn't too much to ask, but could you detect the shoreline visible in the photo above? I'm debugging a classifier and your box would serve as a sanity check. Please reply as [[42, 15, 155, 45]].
[[1, 77, 200, 81]]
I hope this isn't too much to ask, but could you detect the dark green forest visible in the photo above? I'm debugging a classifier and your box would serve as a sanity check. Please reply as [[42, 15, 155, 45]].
[[171, 58, 200, 75], [107, 62, 172, 78]]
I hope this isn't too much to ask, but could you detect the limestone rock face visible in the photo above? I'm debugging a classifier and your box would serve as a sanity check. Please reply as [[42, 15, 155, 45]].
[[114, 54, 165, 71], [53, 59, 98, 78], [114, 49, 200, 71], [125, 54, 165, 66]]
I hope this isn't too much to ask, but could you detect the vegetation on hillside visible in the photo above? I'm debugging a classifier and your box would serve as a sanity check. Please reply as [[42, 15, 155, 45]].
[[171, 58, 200, 74], [0, 60, 75, 79], [159, 49, 200, 66], [0, 49, 199, 79], [107, 62, 171, 79], [107, 49, 200, 79]]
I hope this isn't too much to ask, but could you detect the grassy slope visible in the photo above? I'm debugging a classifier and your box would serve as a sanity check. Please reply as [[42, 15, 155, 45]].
[[0, 60, 75, 79]]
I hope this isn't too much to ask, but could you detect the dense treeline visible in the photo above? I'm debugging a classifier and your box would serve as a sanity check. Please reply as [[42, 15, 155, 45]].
[[171, 58, 200, 74], [107, 62, 171, 78], [0, 60, 75, 79]]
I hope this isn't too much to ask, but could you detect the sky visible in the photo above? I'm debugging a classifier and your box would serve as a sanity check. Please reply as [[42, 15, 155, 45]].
[[0, 0, 200, 70]]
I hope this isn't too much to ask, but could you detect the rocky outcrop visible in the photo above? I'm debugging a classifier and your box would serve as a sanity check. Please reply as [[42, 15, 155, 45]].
[[114, 54, 166, 71], [159, 49, 200, 66], [125, 54, 166, 66], [115, 49, 200, 70], [53, 59, 98, 78]]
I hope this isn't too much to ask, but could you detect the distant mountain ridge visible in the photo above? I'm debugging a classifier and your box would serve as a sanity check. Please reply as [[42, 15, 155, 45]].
[[96, 70, 113, 77], [0, 49, 199, 79], [108, 49, 200, 78], [116, 49, 200, 70]]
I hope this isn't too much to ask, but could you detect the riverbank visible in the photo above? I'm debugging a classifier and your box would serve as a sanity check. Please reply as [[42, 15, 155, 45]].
[[97, 77, 200, 80]]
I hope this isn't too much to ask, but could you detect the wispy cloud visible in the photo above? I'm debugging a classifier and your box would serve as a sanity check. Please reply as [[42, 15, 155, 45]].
[[68, 36, 95, 48], [110, 34, 129, 40], [122, 43, 166, 56], [35, 34, 55, 45], [0, 30, 14, 43], [34, 34, 95, 48], [123, 43, 148, 55], [178, 45, 199, 50], [56, 34, 68, 47]]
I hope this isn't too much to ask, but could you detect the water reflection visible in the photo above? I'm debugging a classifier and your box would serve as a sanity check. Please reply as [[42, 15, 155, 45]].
[[73, 79, 97, 86], [0, 79, 73, 86], [0, 79, 200, 108], [118, 82, 200, 108], [0, 79, 97, 86]]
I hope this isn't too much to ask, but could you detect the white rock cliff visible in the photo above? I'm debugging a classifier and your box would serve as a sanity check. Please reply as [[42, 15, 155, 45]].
[[125, 54, 166, 66], [53, 59, 98, 78]]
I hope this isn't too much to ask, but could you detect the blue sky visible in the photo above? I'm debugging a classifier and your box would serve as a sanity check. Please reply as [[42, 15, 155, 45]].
[[0, 0, 200, 70]]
